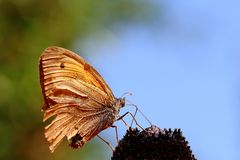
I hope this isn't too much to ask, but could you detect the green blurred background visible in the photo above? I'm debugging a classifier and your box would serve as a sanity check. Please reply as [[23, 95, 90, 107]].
[[0, 1, 153, 159]]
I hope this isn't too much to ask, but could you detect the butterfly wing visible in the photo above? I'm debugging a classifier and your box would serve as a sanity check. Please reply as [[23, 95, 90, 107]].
[[39, 46, 116, 152]]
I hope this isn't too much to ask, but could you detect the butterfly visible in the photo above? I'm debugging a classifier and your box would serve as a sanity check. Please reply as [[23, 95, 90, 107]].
[[39, 46, 125, 152]]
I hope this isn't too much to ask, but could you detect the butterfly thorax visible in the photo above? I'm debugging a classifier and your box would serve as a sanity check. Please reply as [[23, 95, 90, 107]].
[[100, 97, 125, 129]]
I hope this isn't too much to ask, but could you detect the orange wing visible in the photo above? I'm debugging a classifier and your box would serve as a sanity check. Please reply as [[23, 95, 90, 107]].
[[40, 46, 115, 110], [39, 46, 116, 152]]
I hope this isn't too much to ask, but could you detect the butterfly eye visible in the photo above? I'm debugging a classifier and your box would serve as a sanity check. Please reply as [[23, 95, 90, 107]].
[[120, 97, 126, 108]]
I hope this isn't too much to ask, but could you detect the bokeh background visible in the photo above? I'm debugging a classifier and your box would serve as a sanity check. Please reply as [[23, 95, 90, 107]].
[[0, 1, 239, 160]]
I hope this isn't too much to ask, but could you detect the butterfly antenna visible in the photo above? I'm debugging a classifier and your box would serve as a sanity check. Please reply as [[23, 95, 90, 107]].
[[121, 92, 133, 98], [126, 100, 153, 126]]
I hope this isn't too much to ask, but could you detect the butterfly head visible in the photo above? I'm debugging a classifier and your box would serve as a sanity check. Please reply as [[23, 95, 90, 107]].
[[115, 97, 126, 111]]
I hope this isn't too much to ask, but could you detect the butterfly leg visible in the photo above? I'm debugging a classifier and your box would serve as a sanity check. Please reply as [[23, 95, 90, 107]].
[[97, 135, 114, 152], [119, 117, 129, 127], [117, 112, 144, 130], [130, 105, 138, 127], [111, 125, 119, 143]]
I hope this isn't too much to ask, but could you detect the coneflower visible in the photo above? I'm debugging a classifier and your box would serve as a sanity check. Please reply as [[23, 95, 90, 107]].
[[112, 125, 196, 160]]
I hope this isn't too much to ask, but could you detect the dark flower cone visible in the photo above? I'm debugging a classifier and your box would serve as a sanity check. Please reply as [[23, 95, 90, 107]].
[[112, 125, 196, 160]]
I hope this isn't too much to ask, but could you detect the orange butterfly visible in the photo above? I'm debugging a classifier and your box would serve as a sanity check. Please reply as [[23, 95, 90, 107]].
[[39, 46, 125, 152]]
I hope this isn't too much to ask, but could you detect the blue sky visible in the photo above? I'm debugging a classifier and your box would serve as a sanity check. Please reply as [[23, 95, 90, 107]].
[[74, 1, 240, 159]]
